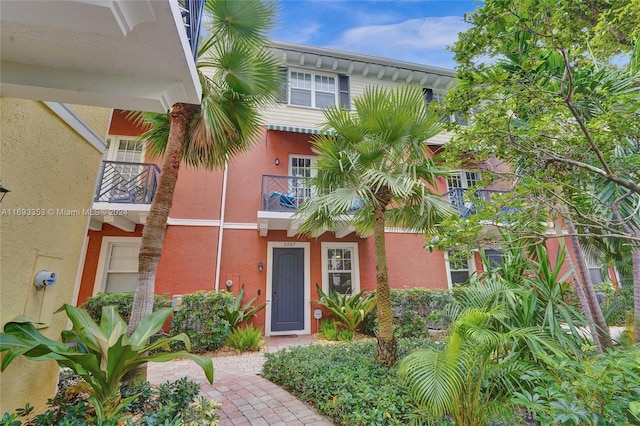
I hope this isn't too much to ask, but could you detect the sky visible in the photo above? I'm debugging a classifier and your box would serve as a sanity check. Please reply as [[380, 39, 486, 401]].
[[269, 0, 479, 70]]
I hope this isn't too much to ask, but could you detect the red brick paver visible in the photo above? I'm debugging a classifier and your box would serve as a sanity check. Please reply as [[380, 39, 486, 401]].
[[148, 335, 333, 426]]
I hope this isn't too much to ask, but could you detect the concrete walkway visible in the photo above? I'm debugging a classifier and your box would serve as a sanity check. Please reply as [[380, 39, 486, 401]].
[[147, 335, 333, 426]]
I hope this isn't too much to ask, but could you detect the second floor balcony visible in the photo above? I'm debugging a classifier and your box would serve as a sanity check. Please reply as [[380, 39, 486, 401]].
[[444, 187, 511, 218], [90, 160, 160, 232]]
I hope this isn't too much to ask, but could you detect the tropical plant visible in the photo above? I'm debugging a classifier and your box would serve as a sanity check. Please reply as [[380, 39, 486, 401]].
[[315, 285, 376, 333], [224, 325, 263, 353], [224, 285, 267, 330], [297, 84, 453, 365], [0, 305, 213, 422], [126, 0, 281, 339], [318, 319, 339, 341], [398, 306, 559, 426]]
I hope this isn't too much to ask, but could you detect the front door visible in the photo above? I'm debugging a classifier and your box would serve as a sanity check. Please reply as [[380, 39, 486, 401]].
[[271, 247, 305, 332]]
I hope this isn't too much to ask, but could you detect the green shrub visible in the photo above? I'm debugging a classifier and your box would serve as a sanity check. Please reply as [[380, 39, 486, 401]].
[[598, 282, 634, 326], [315, 285, 376, 333], [170, 291, 235, 353], [262, 339, 438, 425], [81, 292, 170, 324], [338, 329, 354, 341], [225, 325, 263, 353], [318, 319, 339, 341], [513, 347, 640, 425], [224, 285, 267, 330], [361, 288, 454, 338]]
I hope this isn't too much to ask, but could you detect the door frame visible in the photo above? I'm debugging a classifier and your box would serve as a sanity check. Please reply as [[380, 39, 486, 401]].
[[265, 241, 311, 336]]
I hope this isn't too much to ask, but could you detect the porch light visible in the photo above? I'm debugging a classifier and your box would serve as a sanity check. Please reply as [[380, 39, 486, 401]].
[[274, 158, 280, 166], [258, 261, 264, 272], [0, 183, 10, 203]]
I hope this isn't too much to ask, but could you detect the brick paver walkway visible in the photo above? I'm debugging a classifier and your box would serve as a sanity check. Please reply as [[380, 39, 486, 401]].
[[147, 335, 333, 426]]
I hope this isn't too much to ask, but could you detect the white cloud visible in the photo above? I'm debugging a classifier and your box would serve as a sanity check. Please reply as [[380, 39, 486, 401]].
[[329, 16, 470, 67]]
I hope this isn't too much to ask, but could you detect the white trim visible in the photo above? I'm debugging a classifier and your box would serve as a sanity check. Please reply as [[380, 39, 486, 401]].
[[166, 218, 220, 226], [444, 251, 476, 289], [71, 235, 90, 307], [223, 222, 258, 230], [43, 102, 108, 153], [320, 242, 360, 294], [265, 241, 311, 336], [214, 164, 229, 292], [93, 236, 142, 296]]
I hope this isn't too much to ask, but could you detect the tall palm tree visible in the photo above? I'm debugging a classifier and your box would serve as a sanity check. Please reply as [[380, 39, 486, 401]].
[[296, 85, 453, 366], [126, 0, 280, 336]]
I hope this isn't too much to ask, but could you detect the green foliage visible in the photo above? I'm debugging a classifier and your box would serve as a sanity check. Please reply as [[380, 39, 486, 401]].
[[224, 325, 263, 353], [0, 305, 213, 422], [362, 289, 455, 338], [318, 319, 339, 341], [598, 282, 634, 326], [223, 285, 267, 330], [5, 375, 218, 425], [263, 339, 438, 425], [81, 292, 170, 324], [513, 348, 640, 425], [337, 329, 354, 341], [170, 291, 234, 353], [315, 285, 376, 333]]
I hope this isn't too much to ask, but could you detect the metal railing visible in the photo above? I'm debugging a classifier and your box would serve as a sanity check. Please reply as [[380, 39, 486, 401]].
[[443, 188, 510, 217], [94, 161, 160, 204], [261, 174, 312, 211], [179, 0, 205, 60]]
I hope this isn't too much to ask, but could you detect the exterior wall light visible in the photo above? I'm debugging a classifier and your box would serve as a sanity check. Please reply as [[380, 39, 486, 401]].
[[0, 183, 10, 203], [258, 261, 264, 272], [274, 158, 280, 166]]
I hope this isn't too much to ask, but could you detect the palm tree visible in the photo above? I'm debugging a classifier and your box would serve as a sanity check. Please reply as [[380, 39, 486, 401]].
[[296, 85, 453, 366], [126, 0, 280, 337]]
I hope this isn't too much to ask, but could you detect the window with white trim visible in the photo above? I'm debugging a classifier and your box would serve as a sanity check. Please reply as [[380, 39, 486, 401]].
[[284, 69, 350, 109], [446, 170, 481, 211], [322, 242, 360, 294], [289, 155, 317, 205], [102, 242, 139, 293], [446, 251, 474, 286]]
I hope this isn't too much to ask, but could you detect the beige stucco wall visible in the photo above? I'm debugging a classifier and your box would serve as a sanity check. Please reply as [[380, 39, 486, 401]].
[[0, 97, 110, 413]]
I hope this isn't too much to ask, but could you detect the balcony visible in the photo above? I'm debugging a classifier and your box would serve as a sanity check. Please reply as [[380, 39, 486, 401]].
[[257, 174, 358, 238], [90, 160, 160, 232], [1, 0, 202, 112], [444, 188, 511, 218]]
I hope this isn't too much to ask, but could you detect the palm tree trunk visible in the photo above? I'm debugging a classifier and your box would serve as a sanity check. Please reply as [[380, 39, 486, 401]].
[[563, 214, 614, 350], [633, 250, 640, 344], [126, 103, 198, 337], [373, 206, 397, 366]]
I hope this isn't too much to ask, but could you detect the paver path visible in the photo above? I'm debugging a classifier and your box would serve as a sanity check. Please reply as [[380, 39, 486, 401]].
[[148, 336, 333, 426]]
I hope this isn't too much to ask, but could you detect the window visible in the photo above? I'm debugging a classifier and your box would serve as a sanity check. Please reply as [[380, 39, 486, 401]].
[[584, 250, 606, 285], [94, 237, 141, 295], [446, 170, 481, 213], [446, 251, 474, 287], [322, 243, 360, 294], [281, 69, 350, 109], [289, 155, 317, 205], [484, 249, 503, 270], [424, 88, 467, 125]]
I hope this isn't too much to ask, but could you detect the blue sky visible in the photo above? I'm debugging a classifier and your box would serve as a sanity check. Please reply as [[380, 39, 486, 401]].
[[270, 1, 479, 69]]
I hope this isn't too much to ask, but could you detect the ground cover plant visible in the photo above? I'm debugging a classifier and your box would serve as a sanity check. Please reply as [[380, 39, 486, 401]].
[[224, 324, 263, 353], [262, 339, 439, 425]]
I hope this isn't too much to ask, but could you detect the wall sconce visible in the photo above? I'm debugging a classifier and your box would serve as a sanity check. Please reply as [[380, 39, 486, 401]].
[[274, 158, 280, 166], [0, 183, 10, 203], [258, 261, 264, 272]]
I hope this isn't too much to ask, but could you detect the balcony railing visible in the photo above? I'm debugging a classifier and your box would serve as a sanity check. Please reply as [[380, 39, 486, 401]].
[[444, 188, 511, 217], [179, 0, 205, 60], [261, 174, 312, 212], [95, 161, 160, 205]]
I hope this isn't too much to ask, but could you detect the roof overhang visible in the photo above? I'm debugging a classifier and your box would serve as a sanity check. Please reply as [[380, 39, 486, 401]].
[[1, 0, 201, 112], [270, 40, 457, 92]]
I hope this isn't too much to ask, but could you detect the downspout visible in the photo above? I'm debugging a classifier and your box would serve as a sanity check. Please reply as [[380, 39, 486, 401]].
[[214, 162, 229, 291]]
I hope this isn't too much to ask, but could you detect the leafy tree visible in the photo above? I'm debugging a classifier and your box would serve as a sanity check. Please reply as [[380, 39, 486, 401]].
[[126, 0, 280, 338], [440, 0, 640, 349], [296, 85, 453, 366]]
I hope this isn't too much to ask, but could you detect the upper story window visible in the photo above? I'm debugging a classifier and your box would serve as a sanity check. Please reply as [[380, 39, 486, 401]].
[[279, 67, 350, 110], [424, 88, 468, 125]]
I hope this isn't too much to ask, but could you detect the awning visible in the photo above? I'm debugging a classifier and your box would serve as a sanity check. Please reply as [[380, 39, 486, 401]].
[[267, 124, 321, 134]]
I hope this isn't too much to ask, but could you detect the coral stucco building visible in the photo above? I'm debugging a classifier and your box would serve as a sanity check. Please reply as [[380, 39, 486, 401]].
[[76, 42, 614, 336]]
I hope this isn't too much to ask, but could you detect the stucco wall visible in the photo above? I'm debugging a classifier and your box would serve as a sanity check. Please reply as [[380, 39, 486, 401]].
[[0, 98, 110, 413]]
